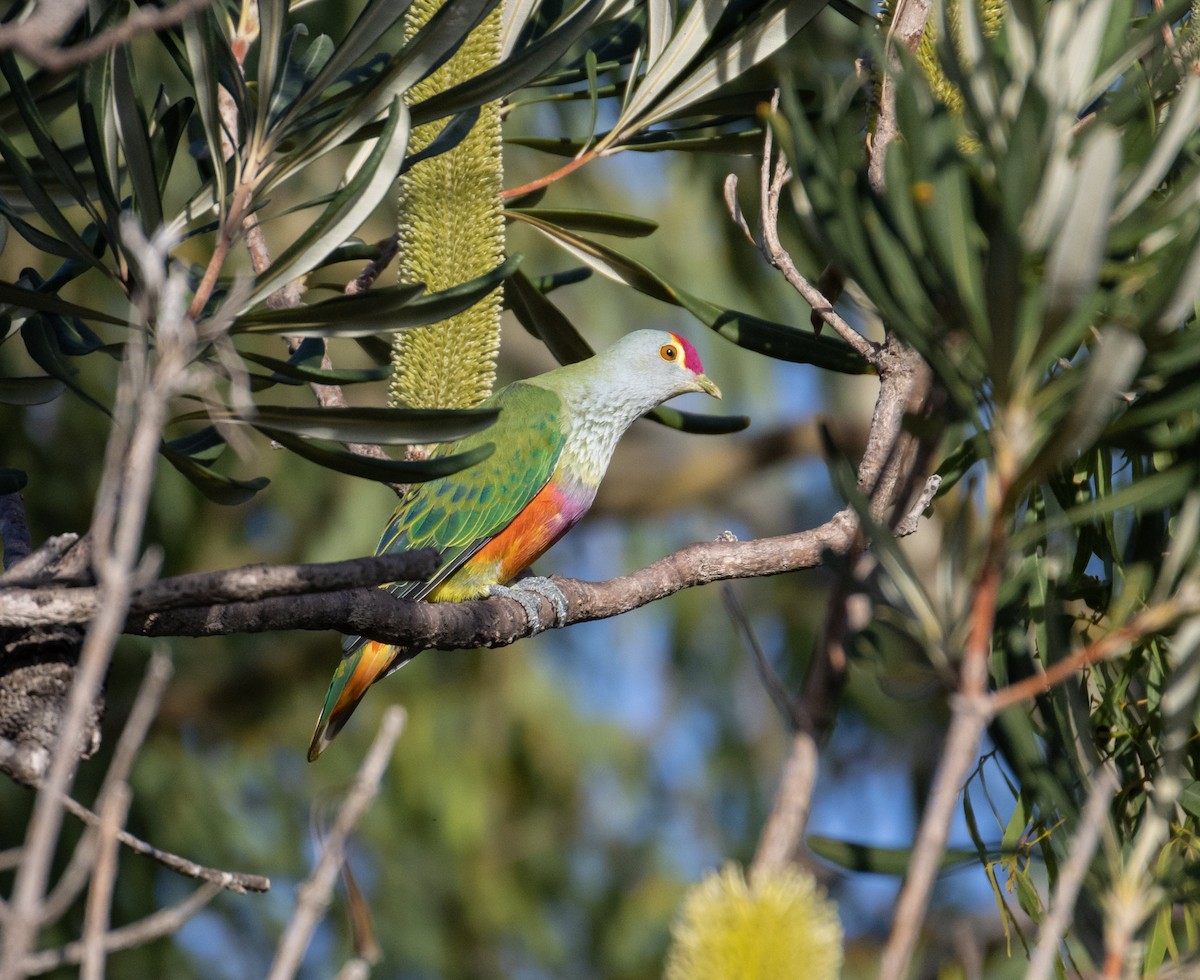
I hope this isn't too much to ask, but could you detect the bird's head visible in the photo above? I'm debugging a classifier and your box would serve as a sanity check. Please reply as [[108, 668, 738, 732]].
[[613, 329, 722, 402]]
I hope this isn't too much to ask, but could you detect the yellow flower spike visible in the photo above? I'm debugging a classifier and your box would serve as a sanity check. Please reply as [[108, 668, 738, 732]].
[[391, 0, 505, 411], [663, 863, 843, 980]]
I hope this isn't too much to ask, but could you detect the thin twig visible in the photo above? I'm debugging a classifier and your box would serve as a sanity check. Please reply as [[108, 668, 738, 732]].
[[1026, 769, 1118, 980], [41, 652, 175, 924], [2, 224, 200, 978], [266, 707, 406, 980], [80, 784, 130, 980], [869, 0, 933, 193], [59, 795, 270, 894], [0, 0, 210, 72], [21, 883, 222, 976], [724, 91, 881, 364]]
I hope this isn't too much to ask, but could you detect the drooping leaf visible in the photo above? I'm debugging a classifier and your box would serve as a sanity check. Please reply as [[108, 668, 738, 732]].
[[190, 404, 499, 445], [234, 256, 519, 336], [236, 349, 391, 387], [160, 443, 270, 505], [257, 427, 496, 484], [505, 207, 658, 237], [0, 376, 67, 406], [511, 212, 871, 373]]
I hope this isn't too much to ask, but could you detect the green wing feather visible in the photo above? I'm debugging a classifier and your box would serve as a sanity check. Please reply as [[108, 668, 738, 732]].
[[372, 380, 566, 603]]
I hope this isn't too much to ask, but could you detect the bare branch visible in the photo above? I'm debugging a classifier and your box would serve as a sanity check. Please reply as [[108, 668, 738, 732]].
[[0, 0, 211, 73], [0, 551, 439, 628], [724, 91, 882, 364], [21, 883, 222, 976], [266, 707, 406, 980], [1026, 769, 1119, 980], [41, 652, 175, 924], [58, 795, 270, 894], [0, 534, 82, 586], [81, 784, 130, 980], [869, 0, 932, 193]]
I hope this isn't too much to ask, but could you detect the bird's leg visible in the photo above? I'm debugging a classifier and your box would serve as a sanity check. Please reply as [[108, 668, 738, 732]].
[[489, 576, 569, 635]]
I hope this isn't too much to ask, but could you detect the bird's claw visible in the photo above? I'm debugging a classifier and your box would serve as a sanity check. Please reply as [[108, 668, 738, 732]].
[[489, 577, 569, 635]]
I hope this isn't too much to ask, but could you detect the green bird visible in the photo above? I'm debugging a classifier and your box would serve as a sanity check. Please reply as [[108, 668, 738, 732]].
[[309, 329, 721, 760]]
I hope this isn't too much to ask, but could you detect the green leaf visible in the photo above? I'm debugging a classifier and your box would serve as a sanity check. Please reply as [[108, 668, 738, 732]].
[[506, 267, 594, 364], [633, 0, 829, 133], [258, 427, 495, 484], [181, 6, 233, 217], [647, 405, 750, 434], [511, 212, 870, 373], [0, 375, 66, 406], [236, 349, 391, 386], [807, 835, 982, 875], [112, 47, 162, 230], [233, 281, 426, 329], [235, 256, 519, 336], [0, 467, 28, 494], [505, 207, 658, 238], [161, 444, 270, 505], [0, 120, 105, 272], [0, 280, 126, 326], [241, 97, 411, 312], [410, 0, 604, 126], [193, 404, 499, 445]]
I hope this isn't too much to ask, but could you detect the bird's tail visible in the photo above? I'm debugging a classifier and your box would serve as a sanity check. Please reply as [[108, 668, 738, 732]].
[[307, 638, 400, 761]]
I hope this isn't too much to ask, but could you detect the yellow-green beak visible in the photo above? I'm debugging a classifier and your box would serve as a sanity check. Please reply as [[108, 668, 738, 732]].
[[694, 373, 721, 399]]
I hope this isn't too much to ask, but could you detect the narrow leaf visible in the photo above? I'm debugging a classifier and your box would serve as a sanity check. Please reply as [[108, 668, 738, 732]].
[[196, 404, 499, 445], [259, 427, 496, 484], [0, 376, 66, 406], [241, 97, 411, 312]]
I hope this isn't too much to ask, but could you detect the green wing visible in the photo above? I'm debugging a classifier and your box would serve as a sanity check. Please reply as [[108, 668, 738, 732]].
[[375, 381, 566, 601]]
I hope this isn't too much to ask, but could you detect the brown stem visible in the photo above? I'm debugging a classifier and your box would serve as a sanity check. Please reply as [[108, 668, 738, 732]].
[[501, 150, 598, 202]]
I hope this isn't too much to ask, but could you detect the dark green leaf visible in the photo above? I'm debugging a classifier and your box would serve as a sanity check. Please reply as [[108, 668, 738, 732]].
[[505, 207, 658, 238], [0, 280, 127, 326], [112, 47, 163, 230], [258, 427, 496, 484], [183, 404, 499, 445], [237, 255, 520, 335], [411, 0, 604, 125], [807, 835, 983, 875], [647, 405, 750, 434], [506, 267, 594, 364], [511, 212, 870, 374], [0, 376, 66, 406], [237, 349, 391, 386], [0, 467, 28, 495], [161, 444, 270, 505]]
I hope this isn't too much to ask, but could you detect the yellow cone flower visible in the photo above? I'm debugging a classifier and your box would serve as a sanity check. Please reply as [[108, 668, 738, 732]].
[[664, 863, 843, 980]]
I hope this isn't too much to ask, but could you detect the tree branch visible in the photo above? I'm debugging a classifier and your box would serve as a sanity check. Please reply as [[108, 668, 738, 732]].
[[0, 551, 439, 628], [0, 0, 212, 73], [20, 883, 222, 976], [266, 707, 406, 980]]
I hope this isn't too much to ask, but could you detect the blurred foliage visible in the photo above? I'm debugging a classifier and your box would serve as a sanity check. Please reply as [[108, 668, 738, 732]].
[[4, 0, 1200, 977]]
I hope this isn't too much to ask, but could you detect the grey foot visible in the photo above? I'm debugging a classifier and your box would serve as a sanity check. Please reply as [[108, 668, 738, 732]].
[[489, 577, 569, 635]]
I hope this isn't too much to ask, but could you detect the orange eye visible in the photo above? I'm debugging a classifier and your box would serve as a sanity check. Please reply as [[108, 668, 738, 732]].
[[660, 343, 679, 362]]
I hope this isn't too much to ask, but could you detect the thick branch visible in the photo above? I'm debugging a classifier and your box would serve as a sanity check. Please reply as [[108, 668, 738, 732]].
[[0, 551, 438, 628], [125, 512, 860, 645]]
